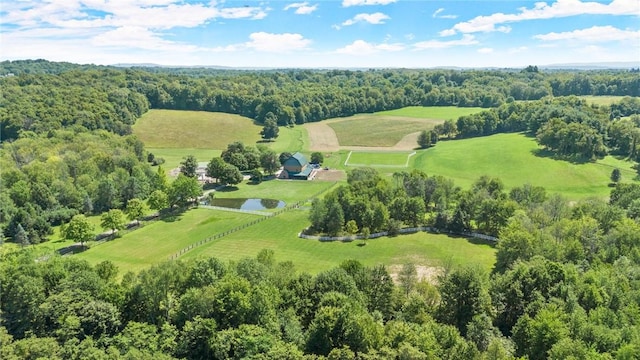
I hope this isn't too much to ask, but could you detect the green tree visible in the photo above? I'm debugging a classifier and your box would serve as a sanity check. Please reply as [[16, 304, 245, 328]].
[[168, 174, 202, 207], [125, 198, 148, 225], [206, 157, 226, 184], [279, 152, 293, 165], [15, 223, 29, 248], [610, 168, 621, 184], [260, 117, 279, 141], [310, 152, 324, 164], [63, 214, 95, 247], [219, 165, 243, 187], [259, 149, 280, 175], [147, 190, 168, 211], [101, 209, 127, 235], [417, 130, 431, 149], [179, 155, 198, 178], [345, 220, 358, 235]]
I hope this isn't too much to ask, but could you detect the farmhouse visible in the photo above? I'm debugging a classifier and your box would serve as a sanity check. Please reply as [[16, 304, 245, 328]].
[[281, 152, 314, 180]]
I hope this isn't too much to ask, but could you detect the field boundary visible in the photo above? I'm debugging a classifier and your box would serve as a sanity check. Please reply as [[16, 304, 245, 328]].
[[344, 150, 416, 168]]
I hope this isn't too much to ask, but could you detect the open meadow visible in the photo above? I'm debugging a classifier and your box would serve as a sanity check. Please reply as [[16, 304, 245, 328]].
[[134, 110, 262, 148], [413, 132, 638, 199], [328, 115, 443, 147], [345, 150, 415, 167], [375, 106, 485, 119]]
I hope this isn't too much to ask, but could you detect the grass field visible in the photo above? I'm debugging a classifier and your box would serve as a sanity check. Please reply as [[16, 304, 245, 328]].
[[579, 95, 635, 106], [328, 116, 442, 147], [345, 151, 415, 167], [75, 209, 261, 273], [180, 208, 496, 274], [376, 106, 485, 119], [413, 132, 639, 199], [134, 110, 262, 148]]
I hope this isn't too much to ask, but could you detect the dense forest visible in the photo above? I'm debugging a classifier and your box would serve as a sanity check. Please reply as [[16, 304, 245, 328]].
[[1, 179, 639, 358]]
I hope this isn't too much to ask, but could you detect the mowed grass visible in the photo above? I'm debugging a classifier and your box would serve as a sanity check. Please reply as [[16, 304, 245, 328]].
[[328, 115, 443, 147], [181, 208, 496, 274], [75, 209, 262, 273], [413, 133, 639, 200], [376, 106, 485, 119], [346, 151, 413, 167], [134, 110, 262, 148]]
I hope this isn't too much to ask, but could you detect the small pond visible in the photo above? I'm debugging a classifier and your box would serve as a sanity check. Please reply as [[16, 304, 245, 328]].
[[208, 198, 286, 211]]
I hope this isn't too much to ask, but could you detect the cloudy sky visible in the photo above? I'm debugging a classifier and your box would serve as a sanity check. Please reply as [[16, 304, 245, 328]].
[[1, 0, 639, 68]]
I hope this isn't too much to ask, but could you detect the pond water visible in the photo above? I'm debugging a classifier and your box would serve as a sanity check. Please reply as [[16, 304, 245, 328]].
[[208, 198, 286, 210]]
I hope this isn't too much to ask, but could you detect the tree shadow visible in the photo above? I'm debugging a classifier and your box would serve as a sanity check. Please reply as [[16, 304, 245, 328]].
[[216, 186, 239, 193], [159, 207, 188, 223], [530, 148, 592, 164]]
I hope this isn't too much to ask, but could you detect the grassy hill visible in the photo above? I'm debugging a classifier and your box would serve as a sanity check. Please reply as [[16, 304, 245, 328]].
[[134, 109, 262, 148], [412, 133, 638, 199]]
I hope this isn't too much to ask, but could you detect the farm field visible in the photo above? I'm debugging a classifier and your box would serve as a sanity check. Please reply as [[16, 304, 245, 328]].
[[180, 208, 496, 274], [376, 106, 485, 119], [413, 132, 639, 199], [146, 147, 221, 171], [328, 115, 442, 147], [133, 110, 262, 148]]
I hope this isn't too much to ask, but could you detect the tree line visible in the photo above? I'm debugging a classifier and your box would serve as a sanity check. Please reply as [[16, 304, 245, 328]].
[[2, 60, 639, 142], [2, 176, 639, 358]]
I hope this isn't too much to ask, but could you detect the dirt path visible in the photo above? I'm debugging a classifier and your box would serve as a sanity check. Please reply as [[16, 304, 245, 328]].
[[306, 122, 420, 152]]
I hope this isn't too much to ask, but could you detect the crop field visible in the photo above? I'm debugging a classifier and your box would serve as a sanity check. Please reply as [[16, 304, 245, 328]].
[[413, 132, 639, 199], [180, 209, 496, 274], [133, 110, 262, 148], [376, 106, 485, 119], [344, 150, 416, 167], [328, 115, 443, 147]]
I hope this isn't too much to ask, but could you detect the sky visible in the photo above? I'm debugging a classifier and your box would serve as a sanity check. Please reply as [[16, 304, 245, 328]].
[[1, 0, 639, 68]]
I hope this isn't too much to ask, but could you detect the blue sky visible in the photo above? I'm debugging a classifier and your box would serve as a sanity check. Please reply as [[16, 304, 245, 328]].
[[1, 0, 639, 68]]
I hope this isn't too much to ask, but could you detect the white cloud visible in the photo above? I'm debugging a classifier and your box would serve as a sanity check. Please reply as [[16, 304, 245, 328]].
[[441, 0, 640, 36], [245, 32, 312, 53], [342, 12, 390, 26], [534, 25, 640, 42], [478, 47, 494, 53], [335, 40, 404, 54], [414, 34, 479, 49], [342, 0, 397, 7], [284, 2, 318, 15], [91, 26, 200, 52], [1, 1, 269, 31], [432, 8, 458, 19]]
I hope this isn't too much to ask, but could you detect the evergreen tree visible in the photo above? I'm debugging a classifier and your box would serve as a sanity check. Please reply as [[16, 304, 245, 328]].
[[15, 224, 29, 248], [180, 155, 199, 178]]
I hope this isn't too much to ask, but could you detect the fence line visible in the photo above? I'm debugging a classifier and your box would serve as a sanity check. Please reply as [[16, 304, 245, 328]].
[[299, 226, 499, 243], [168, 181, 339, 260]]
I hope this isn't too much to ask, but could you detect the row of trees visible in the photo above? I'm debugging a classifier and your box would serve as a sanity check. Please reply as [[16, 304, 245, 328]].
[[2, 176, 639, 358]]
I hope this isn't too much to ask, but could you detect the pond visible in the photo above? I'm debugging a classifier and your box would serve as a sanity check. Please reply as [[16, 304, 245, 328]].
[[208, 198, 286, 211]]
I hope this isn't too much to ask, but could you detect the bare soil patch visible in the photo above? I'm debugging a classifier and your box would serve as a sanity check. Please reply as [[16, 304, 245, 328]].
[[388, 265, 444, 285], [313, 169, 346, 181], [306, 122, 340, 152]]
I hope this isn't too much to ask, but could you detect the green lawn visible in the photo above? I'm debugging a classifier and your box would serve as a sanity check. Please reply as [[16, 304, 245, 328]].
[[75, 209, 262, 273], [267, 125, 310, 154], [413, 133, 639, 200], [376, 106, 485, 119], [346, 151, 414, 167], [181, 209, 496, 274], [328, 115, 442, 147], [134, 110, 262, 149]]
